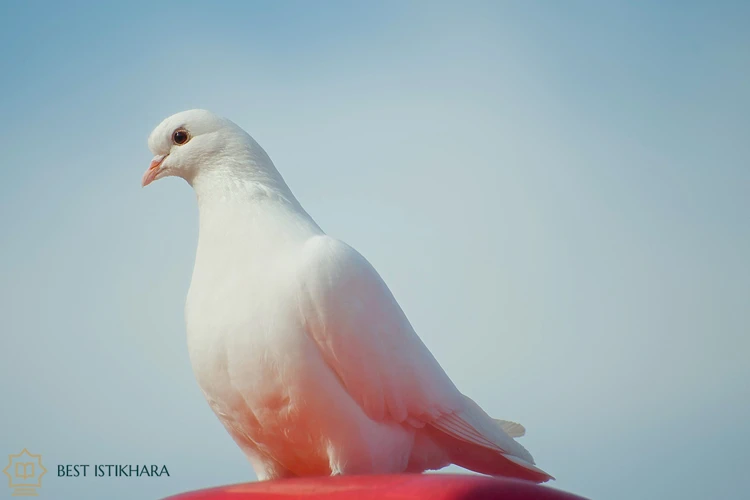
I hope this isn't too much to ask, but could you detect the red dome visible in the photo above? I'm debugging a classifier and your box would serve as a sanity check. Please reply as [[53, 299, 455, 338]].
[[164, 474, 587, 500]]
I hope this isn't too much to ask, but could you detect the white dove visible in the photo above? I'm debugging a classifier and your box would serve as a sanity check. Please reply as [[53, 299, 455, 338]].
[[142, 109, 552, 483]]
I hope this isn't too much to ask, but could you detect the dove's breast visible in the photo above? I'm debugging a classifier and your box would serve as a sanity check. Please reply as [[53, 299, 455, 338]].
[[185, 240, 302, 393], [182, 233, 344, 475]]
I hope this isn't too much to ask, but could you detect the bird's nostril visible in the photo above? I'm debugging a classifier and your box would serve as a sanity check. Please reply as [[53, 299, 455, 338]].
[[149, 155, 167, 170]]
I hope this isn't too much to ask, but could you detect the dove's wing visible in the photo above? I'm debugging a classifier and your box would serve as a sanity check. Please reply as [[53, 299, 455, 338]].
[[295, 235, 545, 475]]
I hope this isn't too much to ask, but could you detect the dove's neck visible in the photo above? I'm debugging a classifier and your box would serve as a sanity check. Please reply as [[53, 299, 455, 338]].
[[187, 132, 302, 210], [190, 160, 323, 269], [192, 170, 297, 210], [189, 145, 295, 201]]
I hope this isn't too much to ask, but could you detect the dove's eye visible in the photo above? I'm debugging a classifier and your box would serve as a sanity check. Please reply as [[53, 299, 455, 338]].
[[172, 129, 190, 145]]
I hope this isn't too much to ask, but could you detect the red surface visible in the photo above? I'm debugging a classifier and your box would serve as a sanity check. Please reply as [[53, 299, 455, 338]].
[[163, 474, 588, 500]]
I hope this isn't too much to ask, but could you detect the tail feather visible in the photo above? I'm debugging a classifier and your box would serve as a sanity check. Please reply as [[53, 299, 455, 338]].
[[424, 425, 554, 483], [425, 394, 553, 483], [494, 419, 526, 438]]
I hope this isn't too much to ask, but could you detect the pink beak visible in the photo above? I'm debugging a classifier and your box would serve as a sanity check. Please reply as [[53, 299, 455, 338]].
[[142, 155, 167, 187]]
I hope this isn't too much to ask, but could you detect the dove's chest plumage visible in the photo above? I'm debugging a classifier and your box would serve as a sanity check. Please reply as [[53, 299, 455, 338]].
[[182, 203, 343, 473], [186, 246, 300, 389]]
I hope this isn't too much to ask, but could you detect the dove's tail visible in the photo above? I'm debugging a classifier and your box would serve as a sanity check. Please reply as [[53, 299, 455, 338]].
[[423, 395, 554, 483], [431, 430, 553, 483]]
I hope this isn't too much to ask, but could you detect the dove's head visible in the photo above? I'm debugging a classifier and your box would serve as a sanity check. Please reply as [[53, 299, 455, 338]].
[[143, 109, 277, 189]]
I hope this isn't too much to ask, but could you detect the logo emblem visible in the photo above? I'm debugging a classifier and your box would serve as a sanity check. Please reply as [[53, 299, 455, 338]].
[[4, 449, 47, 496]]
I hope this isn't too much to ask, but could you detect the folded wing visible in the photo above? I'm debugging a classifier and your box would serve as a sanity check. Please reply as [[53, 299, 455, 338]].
[[295, 236, 552, 482]]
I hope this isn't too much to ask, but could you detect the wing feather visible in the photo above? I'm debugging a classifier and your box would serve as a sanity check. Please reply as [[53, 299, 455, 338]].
[[296, 235, 462, 424], [295, 235, 538, 467]]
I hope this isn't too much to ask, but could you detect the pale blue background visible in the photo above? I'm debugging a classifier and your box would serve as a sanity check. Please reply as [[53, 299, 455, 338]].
[[1, 1, 748, 499]]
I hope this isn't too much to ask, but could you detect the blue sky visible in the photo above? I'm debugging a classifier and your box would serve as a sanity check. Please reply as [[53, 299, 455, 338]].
[[1, 1, 748, 499]]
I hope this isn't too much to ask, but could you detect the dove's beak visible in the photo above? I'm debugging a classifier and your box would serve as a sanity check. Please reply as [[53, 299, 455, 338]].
[[142, 155, 168, 187]]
